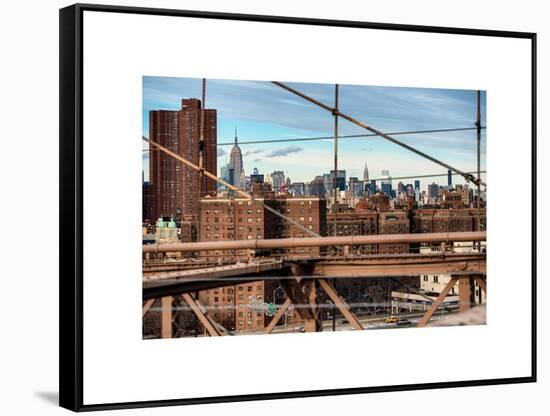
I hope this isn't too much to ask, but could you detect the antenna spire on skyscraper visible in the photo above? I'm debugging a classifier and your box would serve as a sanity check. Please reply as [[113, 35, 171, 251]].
[[234, 127, 238, 146]]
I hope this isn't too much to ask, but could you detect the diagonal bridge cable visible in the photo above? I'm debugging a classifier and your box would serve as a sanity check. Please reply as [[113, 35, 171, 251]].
[[143, 126, 486, 149], [142, 136, 329, 243], [271, 81, 486, 188], [215, 126, 486, 146]]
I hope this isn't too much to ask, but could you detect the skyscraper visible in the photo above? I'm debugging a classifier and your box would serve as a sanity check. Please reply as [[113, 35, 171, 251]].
[[363, 162, 369, 182], [323, 173, 333, 194], [310, 176, 326, 197], [229, 128, 243, 190], [270, 171, 285, 193], [330, 170, 346, 191], [220, 163, 234, 189], [397, 181, 405, 194], [381, 169, 392, 196], [428, 182, 440, 199], [148, 98, 217, 223], [447, 169, 453, 188]]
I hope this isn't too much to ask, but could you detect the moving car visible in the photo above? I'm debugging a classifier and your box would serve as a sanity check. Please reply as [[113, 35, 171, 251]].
[[384, 315, 399, 323]]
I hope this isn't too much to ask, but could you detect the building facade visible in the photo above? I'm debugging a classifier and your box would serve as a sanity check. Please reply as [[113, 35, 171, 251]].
[[148, 98, 217, 227]]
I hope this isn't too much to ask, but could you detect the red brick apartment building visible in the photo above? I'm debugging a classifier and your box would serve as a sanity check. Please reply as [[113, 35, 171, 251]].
[[148, 98, 217, 225], [197, 195, 326, 333]]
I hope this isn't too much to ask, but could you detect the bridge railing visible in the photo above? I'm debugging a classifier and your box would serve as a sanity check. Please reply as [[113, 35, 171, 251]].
[[143, 231, 486, 259]]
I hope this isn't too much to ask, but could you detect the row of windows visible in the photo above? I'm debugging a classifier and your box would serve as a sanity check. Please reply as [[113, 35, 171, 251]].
[[204, 233, 264, 240], [205, 225, 263, 232], [422, 275, 439, 283]]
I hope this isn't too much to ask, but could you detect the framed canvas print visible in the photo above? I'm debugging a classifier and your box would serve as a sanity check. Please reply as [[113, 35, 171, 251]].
[[59, 3, 537, 411]]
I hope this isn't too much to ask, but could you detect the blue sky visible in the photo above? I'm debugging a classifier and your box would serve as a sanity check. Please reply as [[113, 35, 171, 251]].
[[143, 77, 486, 190]]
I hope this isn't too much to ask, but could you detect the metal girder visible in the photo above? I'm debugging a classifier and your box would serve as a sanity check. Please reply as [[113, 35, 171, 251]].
[[181, 293, 220, 337], [313, 255, 485, 278], [181, 293, 221, 337], [475, 276, 487, 294], [161, 296, 173, 338], [264, 298, 292, 334], [317, 279, 364, 330], [143, 277, 255, 300], [143, 260, 284, 285], [303, 280, 321, 332], [143, 231, 486, 253], [142, 299, 155, 318], [143, 255, 485, 299], [458, 277, 472, 313], [417, 277, 459, 327], [280, 280, 316, 321]]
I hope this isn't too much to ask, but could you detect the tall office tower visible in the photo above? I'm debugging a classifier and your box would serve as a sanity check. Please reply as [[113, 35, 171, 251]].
[[380, 169, 392, 197], [397, 181, 405, 194], [363, 162, 370, 182], [348, 177, 362, 197], [229, 129, 243, 189], [428, 182, 440, 199], [149, 98, 217, 223], [447, 169, 453, 188], [414, 180, 420, 190], [270, 171, 286, 193], [323, 173, 333, 194], [329, 170, 346, 192], [370, 179, 377, 194], [310, 176, 326, 197], [220, 163, 234, 189]]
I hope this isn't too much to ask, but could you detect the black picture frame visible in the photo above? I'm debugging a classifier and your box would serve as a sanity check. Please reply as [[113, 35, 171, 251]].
[[59, 3, 537, 411]]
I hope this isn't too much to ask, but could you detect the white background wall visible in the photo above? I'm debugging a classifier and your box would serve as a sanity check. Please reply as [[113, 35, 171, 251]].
[[0, 0, 547, 414]]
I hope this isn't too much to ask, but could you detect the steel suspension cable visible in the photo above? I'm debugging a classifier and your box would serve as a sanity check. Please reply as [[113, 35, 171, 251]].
[[271, 81, 486, 187], [142, 136, 326, 241]]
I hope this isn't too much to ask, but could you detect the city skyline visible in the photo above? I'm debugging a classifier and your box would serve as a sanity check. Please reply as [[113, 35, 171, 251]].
[[143, 76, 486, 189], [142, 76, 488, 339]]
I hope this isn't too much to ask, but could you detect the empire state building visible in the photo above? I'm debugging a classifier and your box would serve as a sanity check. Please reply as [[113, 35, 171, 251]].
[[229, 128, 244, 189]]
